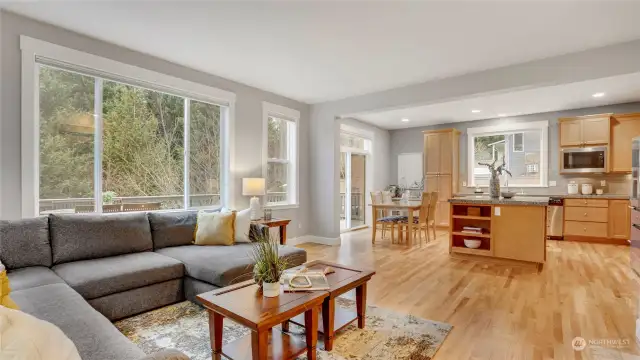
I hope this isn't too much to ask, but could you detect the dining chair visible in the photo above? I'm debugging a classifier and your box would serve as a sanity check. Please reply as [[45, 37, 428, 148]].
[[395, 192, 438, 246], [371, 191, 397, 241]]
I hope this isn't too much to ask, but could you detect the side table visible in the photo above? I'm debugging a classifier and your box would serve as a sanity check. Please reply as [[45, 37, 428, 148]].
[[252, 218, 291, 245]]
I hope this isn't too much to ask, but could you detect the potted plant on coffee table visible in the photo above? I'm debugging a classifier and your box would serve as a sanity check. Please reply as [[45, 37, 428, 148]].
[[249, 230, 287, 297]]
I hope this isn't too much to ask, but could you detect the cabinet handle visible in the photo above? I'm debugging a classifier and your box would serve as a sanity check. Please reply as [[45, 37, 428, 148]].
[[584, 213, 587, 216], [583, 228, 587, 232], [584, 200, 588, 204]]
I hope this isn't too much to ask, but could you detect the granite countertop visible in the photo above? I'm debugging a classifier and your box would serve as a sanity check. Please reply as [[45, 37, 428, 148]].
[[454, 193, 629, 200], [449, 196, 550, 206]]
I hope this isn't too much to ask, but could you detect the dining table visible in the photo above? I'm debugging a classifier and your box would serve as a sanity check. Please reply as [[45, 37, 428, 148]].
[[369, 200, 422, 246]]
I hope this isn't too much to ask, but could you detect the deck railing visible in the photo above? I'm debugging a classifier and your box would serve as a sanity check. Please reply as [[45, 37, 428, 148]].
[[340, 192, 364, 221], [40, 192, 291, 214]]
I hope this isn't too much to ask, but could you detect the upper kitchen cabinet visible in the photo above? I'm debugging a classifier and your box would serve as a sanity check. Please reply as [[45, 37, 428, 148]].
[[610, 113, 640, 173], [559, 114, 611, 147]]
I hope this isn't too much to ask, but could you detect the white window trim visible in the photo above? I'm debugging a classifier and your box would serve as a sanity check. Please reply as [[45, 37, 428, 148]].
[[262, 101, 299, 209], [467, 120, 548, 188], [20, 36, 236, 217]]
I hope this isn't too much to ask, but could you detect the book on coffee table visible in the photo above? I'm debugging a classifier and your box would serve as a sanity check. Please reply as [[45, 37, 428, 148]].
[[281, 270, 330, 291]]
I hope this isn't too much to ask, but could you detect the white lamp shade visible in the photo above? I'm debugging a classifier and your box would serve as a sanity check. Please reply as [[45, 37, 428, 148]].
[[242, 178, 266, 196]]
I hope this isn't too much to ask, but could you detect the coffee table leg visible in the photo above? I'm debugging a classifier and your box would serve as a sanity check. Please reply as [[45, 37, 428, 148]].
[[356, 283, 367, 328], [322, 298, 335, 351], [281, 320, 290, 332], [251, 330, 268, 360], [304, 306, 318, 360], [209, 311, 224, 359]]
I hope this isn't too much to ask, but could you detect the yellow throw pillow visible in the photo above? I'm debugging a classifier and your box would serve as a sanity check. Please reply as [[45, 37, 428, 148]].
[[194, 210, 236, 246], [0, 265, 18, 310]]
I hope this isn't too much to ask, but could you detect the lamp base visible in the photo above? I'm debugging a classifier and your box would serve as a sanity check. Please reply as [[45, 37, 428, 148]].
[[249, 197, 261, 220]]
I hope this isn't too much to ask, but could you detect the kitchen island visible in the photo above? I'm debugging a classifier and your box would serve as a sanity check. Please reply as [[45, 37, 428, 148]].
[[448, 196, 548, 263]]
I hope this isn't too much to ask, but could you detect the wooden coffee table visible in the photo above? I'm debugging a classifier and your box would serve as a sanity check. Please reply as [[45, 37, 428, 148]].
[[197, 280, 328, 360], [285, 260, 376, 351]]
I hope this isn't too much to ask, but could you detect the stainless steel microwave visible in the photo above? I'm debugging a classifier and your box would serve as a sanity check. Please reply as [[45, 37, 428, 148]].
[[560, 146, 607, 173]]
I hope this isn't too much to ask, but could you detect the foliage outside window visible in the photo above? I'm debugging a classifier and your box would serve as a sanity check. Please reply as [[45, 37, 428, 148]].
[[469, 124, 547, 187], [38, 65, 224, 214], [263, 102, 298, 207]]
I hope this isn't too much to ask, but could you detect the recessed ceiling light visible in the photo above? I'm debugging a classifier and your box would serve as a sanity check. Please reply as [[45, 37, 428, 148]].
[[497, 113, 506, 117], [471, 109, 481, 113], [592, 92, 605, 98], [401, 118, 410, 122]]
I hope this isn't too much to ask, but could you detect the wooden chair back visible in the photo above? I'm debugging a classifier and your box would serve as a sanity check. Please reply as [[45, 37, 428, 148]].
[[427, 192, 438, 224], [121, 202, 162, 212], [418, 192, 431, 224]]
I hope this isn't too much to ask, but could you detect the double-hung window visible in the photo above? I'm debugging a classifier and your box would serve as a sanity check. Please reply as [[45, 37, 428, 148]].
[[467, 121, 548, 187], [263, 102, 299, 208], [21, 37, 235, 217]]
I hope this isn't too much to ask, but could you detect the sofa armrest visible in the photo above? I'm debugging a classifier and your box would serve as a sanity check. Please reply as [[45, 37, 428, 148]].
[[138, 349, 190, 360], [249, 223, 269, 242]]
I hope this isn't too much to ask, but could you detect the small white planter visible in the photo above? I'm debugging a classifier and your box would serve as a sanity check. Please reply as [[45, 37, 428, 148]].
[[262, 282, 280, 297]]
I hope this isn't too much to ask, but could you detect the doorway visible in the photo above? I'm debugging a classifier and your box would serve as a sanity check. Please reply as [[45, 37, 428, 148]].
[[340, 132, 370, 232]]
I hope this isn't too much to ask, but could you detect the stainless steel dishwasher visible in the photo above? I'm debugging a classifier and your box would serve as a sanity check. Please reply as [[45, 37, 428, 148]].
[[547, 197, 564, 240]]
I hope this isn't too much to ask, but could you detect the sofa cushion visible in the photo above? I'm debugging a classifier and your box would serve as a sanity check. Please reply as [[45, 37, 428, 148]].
[[8, 266, 66, 292], [148, 210, 197, 250], [53, 252, 184, 299], [0, 216, 51, 269], [156, 244, 307, 287], [11, 283, 145, 360], [49, 213, 153, 265]]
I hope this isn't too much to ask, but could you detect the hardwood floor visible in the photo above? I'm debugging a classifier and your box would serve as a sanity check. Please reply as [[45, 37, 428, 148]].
[[297, 229, 640, 360]]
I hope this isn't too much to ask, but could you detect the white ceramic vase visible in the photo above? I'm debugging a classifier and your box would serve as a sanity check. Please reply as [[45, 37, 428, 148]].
[[262, 282, 280, 297]]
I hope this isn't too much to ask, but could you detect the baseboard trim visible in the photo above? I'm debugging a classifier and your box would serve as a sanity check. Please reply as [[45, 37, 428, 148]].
[[287, 235, 341, 246]]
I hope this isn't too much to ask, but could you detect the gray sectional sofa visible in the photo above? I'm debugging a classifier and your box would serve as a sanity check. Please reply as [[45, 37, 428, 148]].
[[0, 211, 307, 360]]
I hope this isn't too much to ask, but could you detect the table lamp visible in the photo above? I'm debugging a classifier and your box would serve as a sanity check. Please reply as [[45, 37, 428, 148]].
[[242, 178, 266, 220]]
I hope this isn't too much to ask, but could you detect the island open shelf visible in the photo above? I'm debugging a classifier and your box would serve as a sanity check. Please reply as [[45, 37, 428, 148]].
[[448, 197, 548, 264]]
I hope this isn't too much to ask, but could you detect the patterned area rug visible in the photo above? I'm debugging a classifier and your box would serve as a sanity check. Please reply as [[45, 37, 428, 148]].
[[115, 297, 452, 360]]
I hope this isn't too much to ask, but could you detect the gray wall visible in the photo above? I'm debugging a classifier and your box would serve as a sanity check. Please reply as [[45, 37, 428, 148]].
[[389, 102, 640, 195], [0, 11, 311, 237]]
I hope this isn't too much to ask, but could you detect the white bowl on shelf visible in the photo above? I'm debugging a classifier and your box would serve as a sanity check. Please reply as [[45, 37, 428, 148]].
[[464, 239, 482, 249]]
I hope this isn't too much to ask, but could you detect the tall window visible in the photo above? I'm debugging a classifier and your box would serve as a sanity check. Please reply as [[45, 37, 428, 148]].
[[36, 65, 227, 215], [468, 121, 548, 187], [263, 102, 299, 207]]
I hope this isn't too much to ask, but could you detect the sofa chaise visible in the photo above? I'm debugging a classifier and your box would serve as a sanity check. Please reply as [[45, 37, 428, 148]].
[[0, 211, 307, 360]]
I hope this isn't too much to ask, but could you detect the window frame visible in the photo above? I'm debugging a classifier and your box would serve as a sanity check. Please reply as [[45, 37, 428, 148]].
[[467, 120, 548, 188], [262, 101, 299, 209], [21, 36, 236, 217]]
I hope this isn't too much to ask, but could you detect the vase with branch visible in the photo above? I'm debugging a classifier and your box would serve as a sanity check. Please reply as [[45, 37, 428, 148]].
[[478, 157, 512, 198]]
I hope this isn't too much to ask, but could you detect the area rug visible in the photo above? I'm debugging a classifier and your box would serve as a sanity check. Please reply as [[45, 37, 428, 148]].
[[115, 297, 452, 360]]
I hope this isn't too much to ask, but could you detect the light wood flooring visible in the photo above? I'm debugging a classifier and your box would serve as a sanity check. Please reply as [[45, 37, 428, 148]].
[[297, 229, 640, 360]]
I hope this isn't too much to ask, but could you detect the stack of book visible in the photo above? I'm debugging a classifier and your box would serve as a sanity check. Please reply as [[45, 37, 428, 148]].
[[460, 226, 483, 235]]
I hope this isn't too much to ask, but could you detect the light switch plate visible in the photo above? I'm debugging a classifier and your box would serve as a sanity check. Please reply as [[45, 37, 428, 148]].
[[601, 180, 607, 187], [495, 207, 501, 216], [462, 181, 467, 187], [549, 180, 557, 187]]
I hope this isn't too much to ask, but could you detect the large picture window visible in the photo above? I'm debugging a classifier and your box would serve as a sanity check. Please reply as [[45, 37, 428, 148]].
[[23, 37, 234, 217], [468, 121, 548, 188], [263, 102, 299, 208]]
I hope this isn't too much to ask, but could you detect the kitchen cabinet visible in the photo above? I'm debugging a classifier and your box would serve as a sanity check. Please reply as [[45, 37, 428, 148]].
[[423, 129, 460, 228], [559, 114, 611, 147], [609, 200, 631, 240], [563, 197, 630, 244], [492, 205, 546, 263], [610, 113, 640, 173]]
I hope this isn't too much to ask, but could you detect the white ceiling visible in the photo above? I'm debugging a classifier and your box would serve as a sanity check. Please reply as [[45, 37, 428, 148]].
[[3, 1, 640, 104], [351, 72, 640, 129]]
